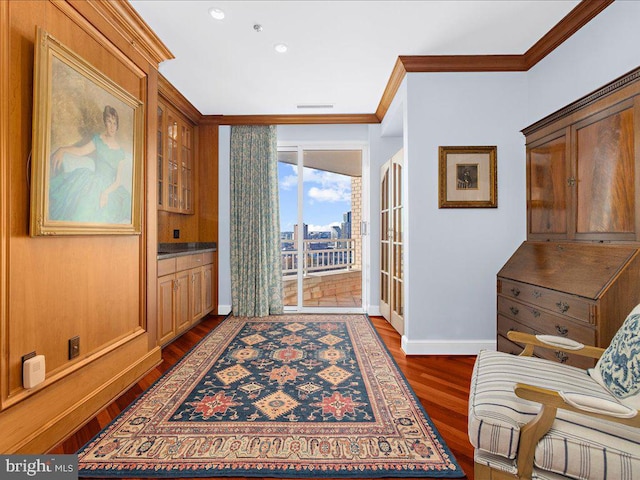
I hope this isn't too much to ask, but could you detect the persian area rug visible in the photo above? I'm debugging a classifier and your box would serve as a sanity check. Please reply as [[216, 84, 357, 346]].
[[78, 314, 464, 478]]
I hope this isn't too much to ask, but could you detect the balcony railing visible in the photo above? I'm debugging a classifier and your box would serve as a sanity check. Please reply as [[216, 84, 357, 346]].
[[282, 238, 356, 276]]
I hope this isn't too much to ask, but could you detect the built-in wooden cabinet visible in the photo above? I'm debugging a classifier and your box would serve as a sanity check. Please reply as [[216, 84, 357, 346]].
[[157, 100, 195, 214], [157, 252, 215, 345], [499, 68, 640, 362]]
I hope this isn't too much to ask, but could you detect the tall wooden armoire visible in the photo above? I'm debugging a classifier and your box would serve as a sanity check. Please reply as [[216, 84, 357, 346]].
[[498, 67, 640, 367]]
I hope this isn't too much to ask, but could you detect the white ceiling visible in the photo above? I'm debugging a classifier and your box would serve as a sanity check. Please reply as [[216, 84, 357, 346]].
[[129, 0, 580, 116]]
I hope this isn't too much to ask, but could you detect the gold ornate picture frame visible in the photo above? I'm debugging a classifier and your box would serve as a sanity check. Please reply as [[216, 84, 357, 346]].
[[438, 146, 497, 208], [30, 28, 143, 236]]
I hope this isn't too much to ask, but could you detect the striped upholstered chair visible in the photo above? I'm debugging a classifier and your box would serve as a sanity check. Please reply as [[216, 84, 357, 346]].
[[468, 306, 640, 480]]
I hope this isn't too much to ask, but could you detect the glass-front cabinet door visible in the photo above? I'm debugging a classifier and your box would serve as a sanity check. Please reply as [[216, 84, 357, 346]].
[[157, 99, 195, 214]]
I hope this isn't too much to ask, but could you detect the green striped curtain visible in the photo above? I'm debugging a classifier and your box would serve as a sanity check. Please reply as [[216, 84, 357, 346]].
[[230, 125, 283, 317]]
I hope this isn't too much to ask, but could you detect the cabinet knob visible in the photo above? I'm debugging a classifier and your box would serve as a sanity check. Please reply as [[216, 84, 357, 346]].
[[555, 351, 569, 363], [533, 290, 542, 298], [555, 325, 569, 336], [509, 306, 519, 316], [556, 301, 570, 313], [532, 309, 541, 318], [567, 177, 576, 187], [510, 287, 520, 297]]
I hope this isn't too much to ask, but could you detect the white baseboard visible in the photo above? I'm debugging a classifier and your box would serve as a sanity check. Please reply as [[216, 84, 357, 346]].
[[218, 304, 232, 315], [401, 337, 496, 355], [367, 305, 381, 316]]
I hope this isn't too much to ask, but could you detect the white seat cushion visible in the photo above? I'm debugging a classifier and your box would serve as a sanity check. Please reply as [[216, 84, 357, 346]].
[[469, 350, 640, 480]]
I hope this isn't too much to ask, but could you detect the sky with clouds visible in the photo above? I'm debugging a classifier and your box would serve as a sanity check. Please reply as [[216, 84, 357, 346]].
[[278, 163, 351, 233]]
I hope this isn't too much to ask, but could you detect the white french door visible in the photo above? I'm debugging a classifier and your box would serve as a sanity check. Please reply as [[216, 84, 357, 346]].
[[380, 149, 404, 334]]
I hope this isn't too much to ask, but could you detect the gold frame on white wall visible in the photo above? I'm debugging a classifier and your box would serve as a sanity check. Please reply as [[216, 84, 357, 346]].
[[438, 145, 497, 208]]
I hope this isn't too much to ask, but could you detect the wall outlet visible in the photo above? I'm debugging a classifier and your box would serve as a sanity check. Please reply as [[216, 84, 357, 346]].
[[173, 229, 180, 239], [22, 351, 36, 364], [69, 336, 80, 359]]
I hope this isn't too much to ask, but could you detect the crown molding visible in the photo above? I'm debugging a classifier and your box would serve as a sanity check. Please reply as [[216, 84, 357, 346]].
[[375, 0, 614, 122], [375, 57, 407, 121], [524, 0, 614, 69], [69, 0, 174, 67], [401, 55, 526, 72]]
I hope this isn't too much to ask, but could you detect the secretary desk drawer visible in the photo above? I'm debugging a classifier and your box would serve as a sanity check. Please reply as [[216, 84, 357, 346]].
[[499, 279, 594, 324], [498, 296, 596, 346], [497, 317, 596, 369], [497, 314, 536, 339]]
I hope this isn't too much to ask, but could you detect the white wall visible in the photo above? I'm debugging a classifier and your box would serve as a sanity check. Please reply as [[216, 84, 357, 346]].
[[527, 0, 640, 124], [277, 124, 368, 143], [400, 72, 527, 354], [218, 126, 231, 314]]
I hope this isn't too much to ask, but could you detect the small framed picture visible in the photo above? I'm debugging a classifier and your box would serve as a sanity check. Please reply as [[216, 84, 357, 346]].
[[438, 146, 497, 208], [30, 28, 144, 235]]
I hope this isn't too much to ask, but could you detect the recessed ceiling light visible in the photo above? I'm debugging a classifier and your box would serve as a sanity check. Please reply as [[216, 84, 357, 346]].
[[274, 43, 288, 53], [208, 7, 225, 20]]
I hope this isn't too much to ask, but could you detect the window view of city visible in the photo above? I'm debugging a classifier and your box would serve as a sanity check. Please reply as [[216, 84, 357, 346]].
[[278, 151, 362, 308]]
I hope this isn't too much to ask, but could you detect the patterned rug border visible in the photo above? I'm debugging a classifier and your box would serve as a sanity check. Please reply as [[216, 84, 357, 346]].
[[77, 314, 465, 478]]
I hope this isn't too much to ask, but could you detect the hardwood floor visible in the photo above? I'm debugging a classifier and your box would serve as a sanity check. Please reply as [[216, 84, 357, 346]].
[[51, 314, 476, 479]]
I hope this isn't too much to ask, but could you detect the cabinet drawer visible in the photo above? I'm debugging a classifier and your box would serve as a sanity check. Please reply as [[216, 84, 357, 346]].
[[499, 279, 593, 323], [497, 314, 536, 339], [177, 253, 204, 271], [203, 251, 214, 265], [498, 296, 596, 345], [535, 343, 596, 369], [497, 331, 595, 369], [158, 258, 176, 277]]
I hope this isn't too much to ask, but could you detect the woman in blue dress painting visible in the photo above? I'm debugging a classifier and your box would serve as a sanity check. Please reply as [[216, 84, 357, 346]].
[[49, 105, 131, 224]]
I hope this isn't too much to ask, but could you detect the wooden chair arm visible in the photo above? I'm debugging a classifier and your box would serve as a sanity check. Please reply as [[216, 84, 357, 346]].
[[514, 383, 640, 427], [512, 383, 639, 478], [507, 330, 606, 359]]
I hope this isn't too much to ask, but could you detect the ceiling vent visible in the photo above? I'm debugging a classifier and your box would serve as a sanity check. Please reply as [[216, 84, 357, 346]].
[[296, 104, 334, 109]]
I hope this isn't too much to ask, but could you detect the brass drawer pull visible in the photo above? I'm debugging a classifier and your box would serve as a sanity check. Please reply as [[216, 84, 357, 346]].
[[532, 309, 540, 318], [556, 301, 570, 313], [510, 287, 520, 297], [555, 325, 568, 336], [555, 351, 569, 363], [509, 306, 519, 316]]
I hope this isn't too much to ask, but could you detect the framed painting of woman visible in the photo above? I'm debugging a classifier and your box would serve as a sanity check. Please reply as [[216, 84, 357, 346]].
[[30, 28, 143, 236]]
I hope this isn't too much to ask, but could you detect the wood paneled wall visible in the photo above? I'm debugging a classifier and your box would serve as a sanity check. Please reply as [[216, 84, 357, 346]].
[[0, 0, 169, 452]]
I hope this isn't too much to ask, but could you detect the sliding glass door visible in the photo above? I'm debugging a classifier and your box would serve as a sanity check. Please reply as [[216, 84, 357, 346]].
[[278, 145, 364, 312]]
